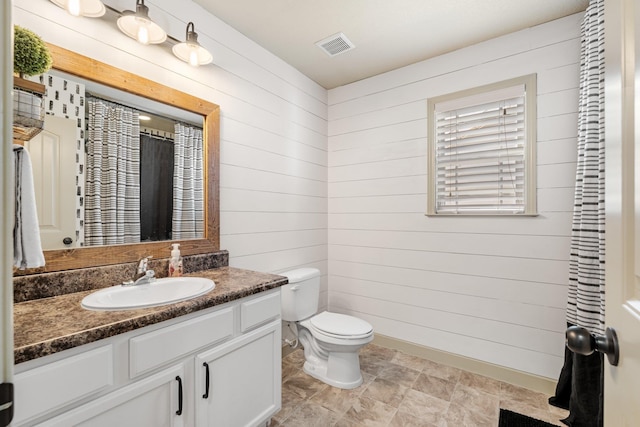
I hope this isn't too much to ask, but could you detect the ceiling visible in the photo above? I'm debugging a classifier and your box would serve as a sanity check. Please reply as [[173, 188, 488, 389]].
[[194, 0, 589, 89]]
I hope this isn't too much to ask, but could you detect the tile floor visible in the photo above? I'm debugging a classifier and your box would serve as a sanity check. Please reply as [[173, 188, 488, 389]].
[[273, 344, 568, 427]]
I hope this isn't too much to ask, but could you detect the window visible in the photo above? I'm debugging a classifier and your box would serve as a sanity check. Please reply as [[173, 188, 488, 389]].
[[427, 74, 537, 215]]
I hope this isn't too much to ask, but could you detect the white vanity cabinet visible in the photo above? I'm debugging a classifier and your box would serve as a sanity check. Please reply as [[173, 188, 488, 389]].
[[13, 288, 282, 427], [195, 291, 282, 427]]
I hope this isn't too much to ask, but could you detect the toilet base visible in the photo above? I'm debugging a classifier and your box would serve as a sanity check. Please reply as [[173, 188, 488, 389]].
[[302, 351, 364, 389], [298, 327, 371, 389]]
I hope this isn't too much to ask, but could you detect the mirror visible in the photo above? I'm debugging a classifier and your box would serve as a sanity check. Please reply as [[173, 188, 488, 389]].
[[15, 44, 220, 274], [32, 68, 205, 249]]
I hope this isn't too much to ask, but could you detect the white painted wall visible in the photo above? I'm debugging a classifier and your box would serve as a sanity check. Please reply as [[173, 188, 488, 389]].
[[13, 0, 329, 308], [327, 14, 581, 379]]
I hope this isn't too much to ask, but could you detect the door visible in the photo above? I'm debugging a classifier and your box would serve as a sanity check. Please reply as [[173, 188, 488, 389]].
[[603, 0, 640, 424], [1, 4, 14, 427], [195, 321, 281, 427], [26, 115, 78, 249]]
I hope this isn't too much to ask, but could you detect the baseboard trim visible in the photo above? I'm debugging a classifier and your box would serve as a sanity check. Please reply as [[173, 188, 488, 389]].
[[372, 334, 557, 396]]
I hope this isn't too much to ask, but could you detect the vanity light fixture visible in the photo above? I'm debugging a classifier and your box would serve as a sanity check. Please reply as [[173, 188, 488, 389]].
[[172, 22, 213, 66], [50, 0, 106, 17], [117, 0, 167, 45]]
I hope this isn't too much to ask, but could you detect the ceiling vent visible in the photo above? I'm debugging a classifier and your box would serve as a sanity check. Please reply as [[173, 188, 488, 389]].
[[316, 32, 355, 57]]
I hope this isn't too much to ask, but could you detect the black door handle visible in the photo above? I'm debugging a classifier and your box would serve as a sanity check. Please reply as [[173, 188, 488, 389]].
[[202, 362, 210, 399], [175, 376, 183, 416], [566, 326, 619, 366]]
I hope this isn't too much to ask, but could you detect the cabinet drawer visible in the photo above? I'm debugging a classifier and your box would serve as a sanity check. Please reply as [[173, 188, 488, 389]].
[[13, 345, 113, 425], [129, 307, 233, 378], [240, 290, 281, 332], [35, 364, 184, 427]]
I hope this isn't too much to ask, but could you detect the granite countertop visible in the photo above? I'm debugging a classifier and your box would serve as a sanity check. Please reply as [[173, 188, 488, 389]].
[[14, 266, 287, 364]]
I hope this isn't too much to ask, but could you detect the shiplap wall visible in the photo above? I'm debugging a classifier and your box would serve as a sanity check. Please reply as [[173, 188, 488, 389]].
[[13, 0, 329, 308], [327, 14, 581, 379]]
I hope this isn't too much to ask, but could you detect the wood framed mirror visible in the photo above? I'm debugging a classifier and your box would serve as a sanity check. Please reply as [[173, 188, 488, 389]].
[[15, 44, 220, 274]]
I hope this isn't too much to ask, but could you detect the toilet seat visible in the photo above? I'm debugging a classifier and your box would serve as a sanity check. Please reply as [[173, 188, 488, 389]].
[[308, 311, 373, 340]]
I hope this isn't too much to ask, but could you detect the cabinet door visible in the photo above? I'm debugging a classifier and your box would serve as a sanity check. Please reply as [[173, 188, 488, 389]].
[[37, 364, 186, 427], [195, 320, 281, 427]]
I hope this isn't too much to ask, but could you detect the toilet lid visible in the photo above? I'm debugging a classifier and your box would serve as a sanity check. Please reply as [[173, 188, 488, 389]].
[[310, 312, 373, 338]]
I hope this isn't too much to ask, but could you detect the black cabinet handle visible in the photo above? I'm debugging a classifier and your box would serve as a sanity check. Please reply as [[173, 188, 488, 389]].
[[175, 376, 183, 416], [202, 362, 210, 399]]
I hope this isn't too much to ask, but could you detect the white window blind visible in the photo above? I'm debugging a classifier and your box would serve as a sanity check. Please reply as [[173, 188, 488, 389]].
[[427, 75, 536, 215]]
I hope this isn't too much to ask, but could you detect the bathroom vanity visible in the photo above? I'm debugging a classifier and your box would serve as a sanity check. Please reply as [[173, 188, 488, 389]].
[[12, 266, 286, 427], [7, 44, 279, 426]]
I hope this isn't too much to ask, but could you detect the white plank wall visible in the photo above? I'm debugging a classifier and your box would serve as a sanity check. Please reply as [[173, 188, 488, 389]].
[[327, 14, 582, 379], [13, 0, 329, 308]]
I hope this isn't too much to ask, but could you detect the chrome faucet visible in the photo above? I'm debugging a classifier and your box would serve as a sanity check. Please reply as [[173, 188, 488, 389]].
[[123, 256, 156, 286]]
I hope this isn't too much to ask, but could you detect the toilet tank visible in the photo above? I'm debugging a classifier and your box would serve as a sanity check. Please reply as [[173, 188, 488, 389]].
[[280, 268, 321, 321]]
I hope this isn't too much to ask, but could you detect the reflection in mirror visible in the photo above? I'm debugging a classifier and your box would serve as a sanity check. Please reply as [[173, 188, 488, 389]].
[[30, 69, 206, 250], [15, 43, 220, 274]]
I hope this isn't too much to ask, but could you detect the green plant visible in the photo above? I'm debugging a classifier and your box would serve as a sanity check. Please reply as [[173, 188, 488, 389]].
[[14, 25, 52, 77]]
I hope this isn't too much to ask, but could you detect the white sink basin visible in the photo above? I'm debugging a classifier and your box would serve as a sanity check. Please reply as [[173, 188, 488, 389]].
[[81, 277, 215, 311]]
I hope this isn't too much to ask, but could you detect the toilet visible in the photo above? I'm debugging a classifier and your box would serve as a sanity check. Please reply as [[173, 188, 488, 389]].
[[281, 268, 374, 389]]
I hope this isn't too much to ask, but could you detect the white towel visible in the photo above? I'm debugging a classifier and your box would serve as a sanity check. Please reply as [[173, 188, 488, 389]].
[[13, 144, 45, 270]]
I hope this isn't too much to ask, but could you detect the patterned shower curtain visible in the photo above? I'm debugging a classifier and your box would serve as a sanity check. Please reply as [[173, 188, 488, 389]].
[[172, 123, 204, 239], [549, 1, 605, 425], [566, 0, 606, 337], [85, 97, 141, 246]]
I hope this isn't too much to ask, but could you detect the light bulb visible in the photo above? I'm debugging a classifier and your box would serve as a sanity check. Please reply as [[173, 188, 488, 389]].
[[50, 0, 105, 17], [137, 24, 149, 45], [67, 0, 82, 16], [188, 47, 199, 67]]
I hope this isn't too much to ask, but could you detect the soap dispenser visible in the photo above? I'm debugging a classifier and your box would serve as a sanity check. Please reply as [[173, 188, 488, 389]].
[[168, 243, 183, 277]]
